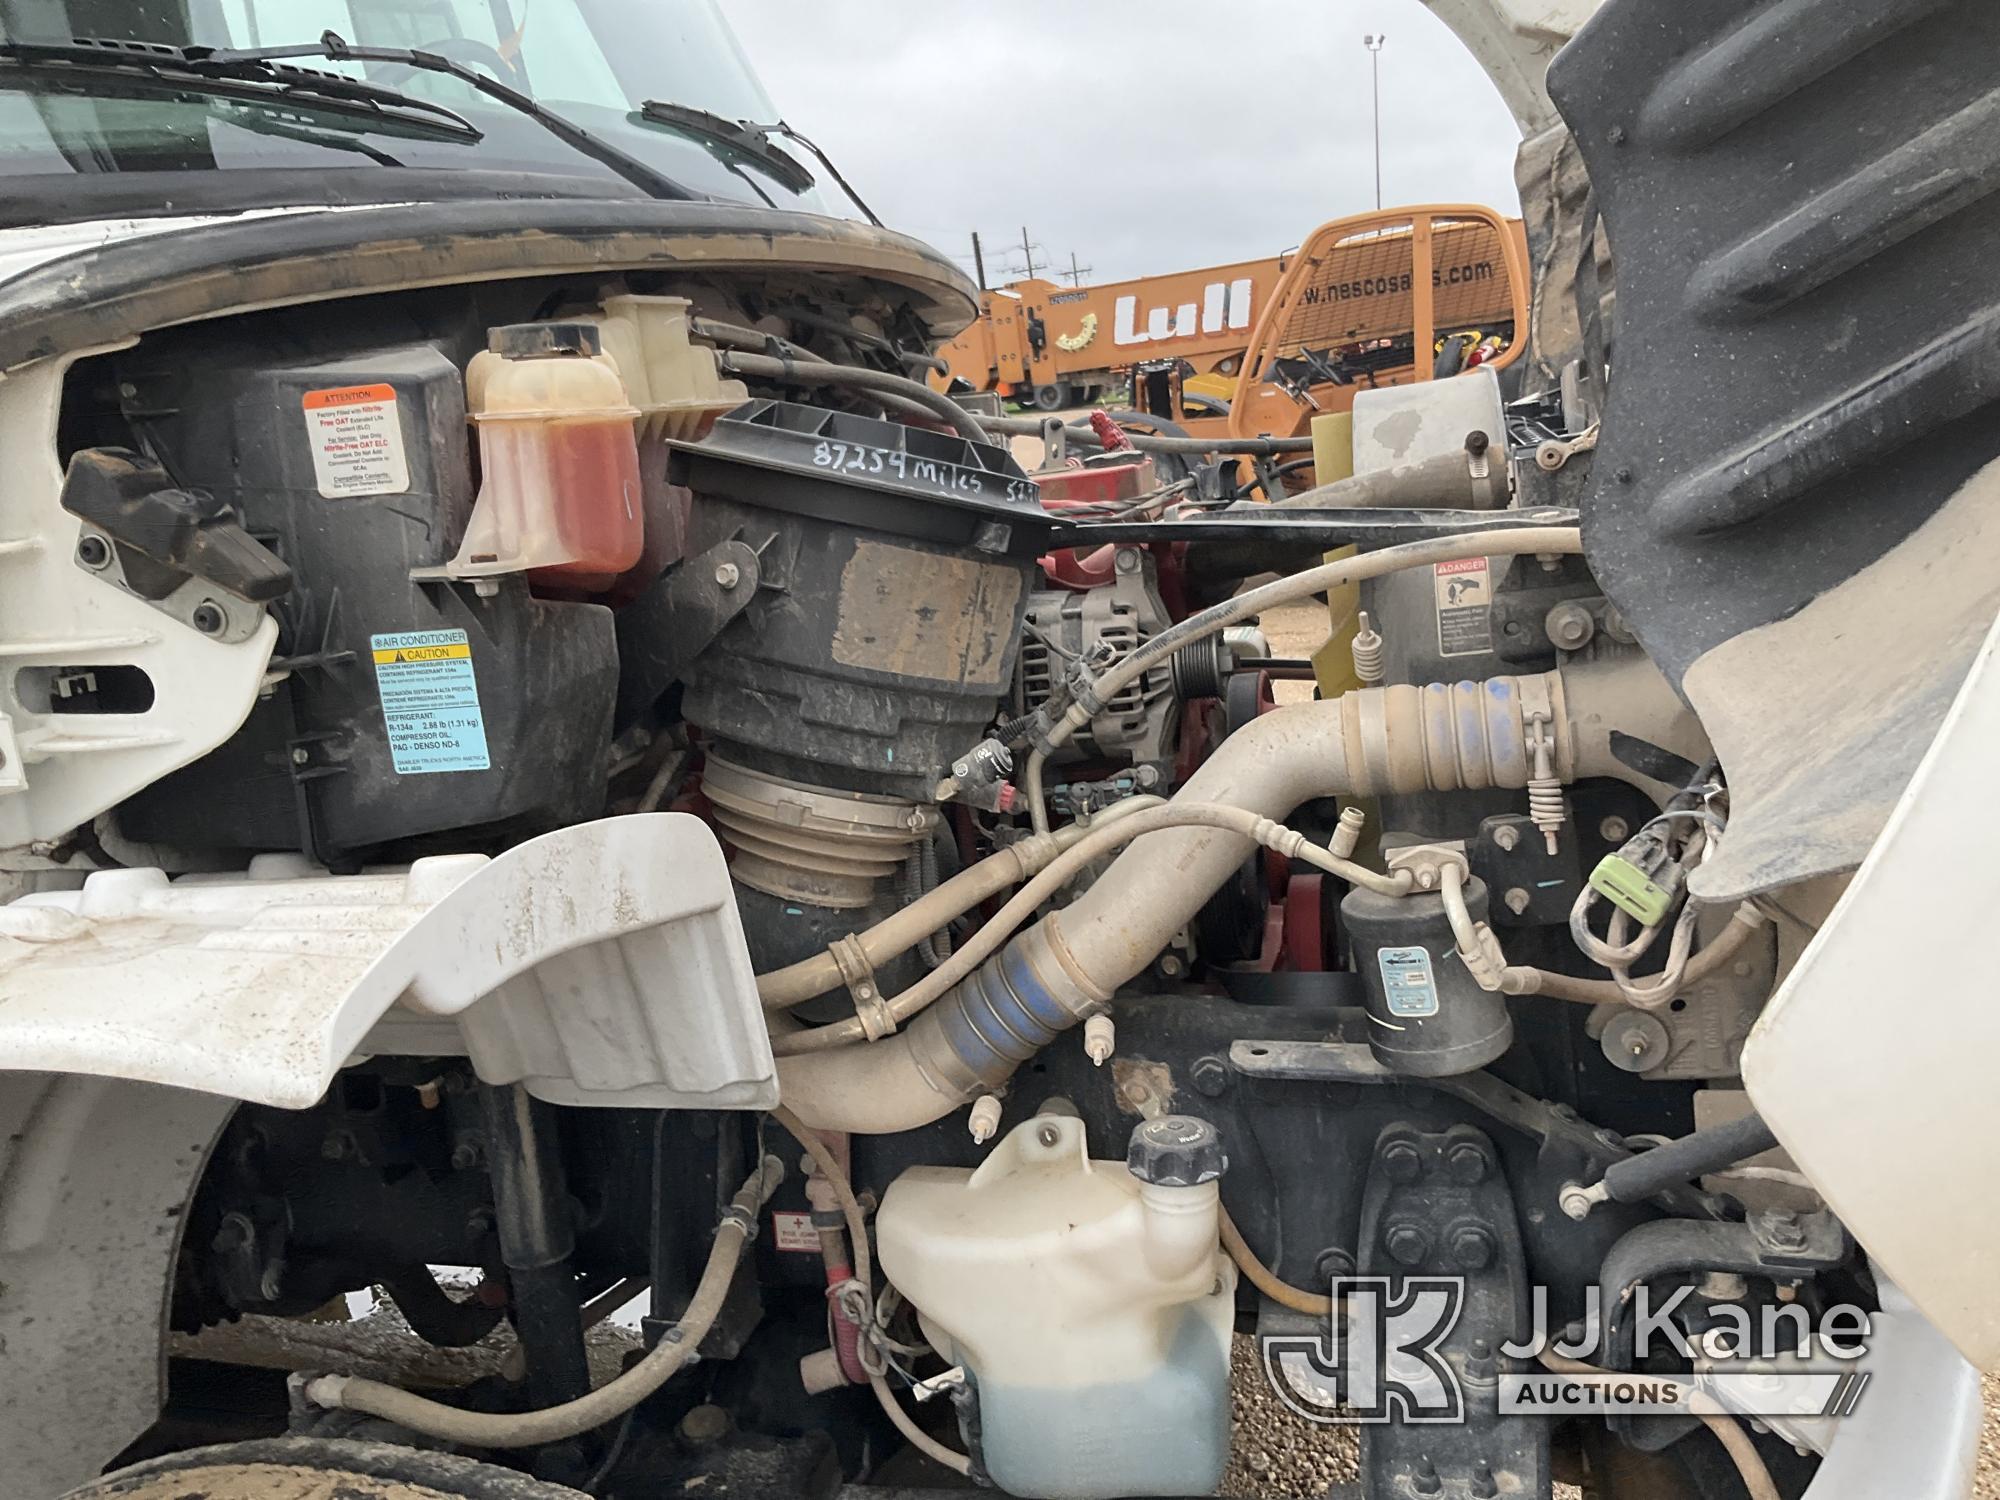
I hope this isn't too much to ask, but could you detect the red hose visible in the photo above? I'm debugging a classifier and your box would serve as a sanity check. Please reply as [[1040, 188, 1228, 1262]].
[[820, 1234, 870, 1385], [1087, 408, 1135, 452]]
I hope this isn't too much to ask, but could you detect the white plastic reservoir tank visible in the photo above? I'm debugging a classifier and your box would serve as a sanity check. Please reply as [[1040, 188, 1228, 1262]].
[[877, 1113, 1236, 1500]]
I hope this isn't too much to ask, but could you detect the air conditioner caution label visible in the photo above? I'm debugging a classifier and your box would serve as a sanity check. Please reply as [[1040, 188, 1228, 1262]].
[[371, 629, 490, 774], [304, 383, 411, 498], [1434, 556, 1494, 658]]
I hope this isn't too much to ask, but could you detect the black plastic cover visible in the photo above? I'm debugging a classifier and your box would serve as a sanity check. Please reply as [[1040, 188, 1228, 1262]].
[[669, 399, 1056, 556], [114, 329, 613, 861], [1549, 0, 2000, 896]]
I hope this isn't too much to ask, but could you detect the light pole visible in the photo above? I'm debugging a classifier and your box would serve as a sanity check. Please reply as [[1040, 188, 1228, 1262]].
[[1363, 33, 1386, 210]]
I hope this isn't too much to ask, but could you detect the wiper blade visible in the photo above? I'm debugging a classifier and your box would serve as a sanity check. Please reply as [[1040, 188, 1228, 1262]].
[[638, 100, 812, 194], [638, 99, 881, 225], [0, 36, 482, 141], [200, 31, 693, 203]]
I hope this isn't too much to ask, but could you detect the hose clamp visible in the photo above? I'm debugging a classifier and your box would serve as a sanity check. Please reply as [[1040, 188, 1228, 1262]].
[[831, 934, 897, 1042]]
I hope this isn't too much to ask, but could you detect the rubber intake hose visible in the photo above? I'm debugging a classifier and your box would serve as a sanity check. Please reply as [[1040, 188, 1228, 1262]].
[[1600, 1114, 1779, 1205]]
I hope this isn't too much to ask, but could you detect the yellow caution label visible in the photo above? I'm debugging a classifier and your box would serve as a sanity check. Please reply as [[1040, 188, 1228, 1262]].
[[372, 642, 473, 664]]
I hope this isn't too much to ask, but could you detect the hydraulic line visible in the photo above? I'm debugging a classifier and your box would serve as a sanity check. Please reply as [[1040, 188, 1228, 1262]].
[[690, 316, 944, 429], [1220, 1208, 1333, 1318], [715, 350, 990, 443], [1537, 1352, 1780, 1500], [773, 1105, 975, 1477], [777, 662, 1621, 1133], [980, 411, 1317, 457], [1598, 1113, 1780, 1205], [1499, 906, 1765, 1006], [303, 1155, 785, 1447], [769, 802, 1409, 1056], [1021, 525, 1584, 833], [756, 797, 1165, 1011]]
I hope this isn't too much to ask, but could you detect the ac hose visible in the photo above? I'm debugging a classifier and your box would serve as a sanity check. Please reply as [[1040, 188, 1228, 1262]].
[[776, 648, 1708, 1134]]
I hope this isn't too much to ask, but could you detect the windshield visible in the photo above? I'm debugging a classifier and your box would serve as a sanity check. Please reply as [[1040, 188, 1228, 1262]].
[[0, 0, 835, 213]]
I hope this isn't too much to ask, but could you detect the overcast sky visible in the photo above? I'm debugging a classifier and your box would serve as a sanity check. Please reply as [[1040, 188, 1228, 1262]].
[[726, 1, 1523, 288]]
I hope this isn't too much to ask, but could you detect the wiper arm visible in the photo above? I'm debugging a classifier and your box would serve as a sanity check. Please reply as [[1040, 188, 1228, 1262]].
[[638, 100, 881, 225], [200, 31, 693, 203], [0, 36, 482, 141]]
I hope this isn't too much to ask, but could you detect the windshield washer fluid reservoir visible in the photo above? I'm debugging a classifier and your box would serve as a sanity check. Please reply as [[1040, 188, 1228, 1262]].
[[453, 321, 643, 589], [877, 1113, 1235, 1500]]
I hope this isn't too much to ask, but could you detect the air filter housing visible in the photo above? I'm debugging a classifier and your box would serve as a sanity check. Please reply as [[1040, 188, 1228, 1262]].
[[670, 400, 1055, 797]]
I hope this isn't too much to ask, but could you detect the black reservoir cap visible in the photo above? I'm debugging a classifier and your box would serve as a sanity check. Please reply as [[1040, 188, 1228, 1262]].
[[1128, 1115, 1227, 1187]]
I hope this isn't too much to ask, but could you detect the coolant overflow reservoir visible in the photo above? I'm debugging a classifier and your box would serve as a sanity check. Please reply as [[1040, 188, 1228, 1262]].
[[451, 321, 643, 589], [877, 1114, 1235, 1500]]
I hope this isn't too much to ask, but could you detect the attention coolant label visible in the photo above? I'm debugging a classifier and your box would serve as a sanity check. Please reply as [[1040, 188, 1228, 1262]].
[[371, 630, 490, 775], [304, 383, 411, 498]]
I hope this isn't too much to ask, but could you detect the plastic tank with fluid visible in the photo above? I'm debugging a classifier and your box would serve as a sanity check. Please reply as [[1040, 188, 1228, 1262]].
[[453, 322, 643, 589], [876, 1114, 1236, 1500]]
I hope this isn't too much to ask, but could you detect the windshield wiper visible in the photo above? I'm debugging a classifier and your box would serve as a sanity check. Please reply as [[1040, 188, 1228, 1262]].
[[0, 36, 482, 142], [638, 100, 881, 225], [199, 31, 693, 203]]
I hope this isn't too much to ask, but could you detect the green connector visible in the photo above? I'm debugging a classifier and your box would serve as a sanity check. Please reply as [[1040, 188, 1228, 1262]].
[[1589, 853, 1674, 926]]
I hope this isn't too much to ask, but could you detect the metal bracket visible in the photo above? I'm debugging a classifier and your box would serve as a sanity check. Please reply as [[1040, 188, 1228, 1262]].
[[612, 538, 762, 724]]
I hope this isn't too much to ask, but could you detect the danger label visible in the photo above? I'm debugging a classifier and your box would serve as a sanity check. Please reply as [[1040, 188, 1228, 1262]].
[[772, 1211, 820, 1253], [1434, 556, 1494, 658], [371, 629, 490, 775], [304, 383, 410, 498]]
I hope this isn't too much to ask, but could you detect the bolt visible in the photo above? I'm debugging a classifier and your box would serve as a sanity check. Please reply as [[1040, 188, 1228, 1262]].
[[212, 1212, 252, 1254], [1445, 1140, 1489, 1183], [1608, 124, 1628, 145], [76, 534, 111, 569], [290, 747, 311, 766], [1503, 886, 1531, 916], [1558, 1183, 1597, 1221], [1449, 1223, 1496, 1270], [450, 1140, 482, 1171], [1384, 1222, 1432, 1267], [191, 600, 226, 635], [1190, 1054, 1229, 1097], [320, 1133, 352, 1162], [1545, 601, 1596, 650], [1471, 1458, 1499, 1498], [1379, 1139, 1424, 1183], [679, 1402, 731, 1447], [1113, 547, 1141, 574], [1615, 466, 1634, 484], [713, 560, 741, 589], [1599, 815, 1631, 843], [1464, 1337, 1497, 1380], [1036, 1123, 1062, 1148], [1157, 953, 1186, 979], [1757, 1211, 1808, 1254], [1313, 1246, 1356, 1283], [1490, 824, 1520, 853], [1411, 1456, 1442, 1495]]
